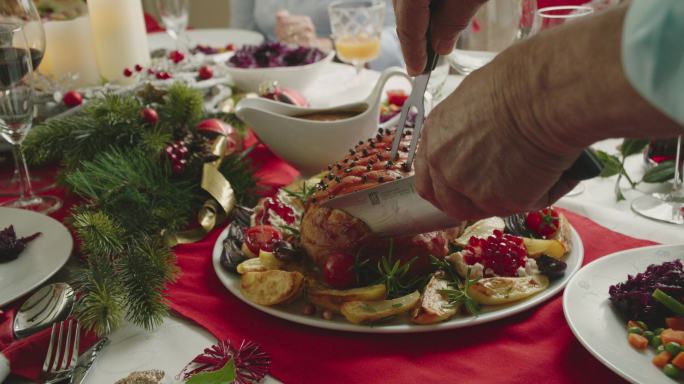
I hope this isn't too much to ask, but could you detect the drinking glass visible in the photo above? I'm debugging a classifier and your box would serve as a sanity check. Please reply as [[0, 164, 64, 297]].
[[0, 23, 61, 214], [632, 136, 684, 225], [0, 0, 52, 196], [530, 5, 594, 197], [328, 0, 385, 74], [449, 0, 536, 75], [155, 0, 189, 52]]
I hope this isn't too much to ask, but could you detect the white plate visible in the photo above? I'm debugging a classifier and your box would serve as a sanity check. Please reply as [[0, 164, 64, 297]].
[[147, 28, 264, 52], [563, 244, 684, 384], [0, 208, 73, 306], [213, 225, 584, 333]]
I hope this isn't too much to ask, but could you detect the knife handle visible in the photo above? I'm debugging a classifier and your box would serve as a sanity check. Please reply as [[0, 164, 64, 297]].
[[424, 9, 439, 74], [563, 149, 603, 181]]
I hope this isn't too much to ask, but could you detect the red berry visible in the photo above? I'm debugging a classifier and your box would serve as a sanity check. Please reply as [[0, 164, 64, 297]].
[[225, 43, 235, 51], [63, 91, 83, 108], [147, 68, 156, 75], [525, 208, 560, 239], [463, 230, 527, 277], [135, 64, 144, 72], [140, 107, 159, 125], [156, 71, 172, 80], [169, 50, 185, 63], [323, 252, 356, 289], [198, 65, 213, 80], [244, 225, 282, 256], [123, 68, 133, 77]]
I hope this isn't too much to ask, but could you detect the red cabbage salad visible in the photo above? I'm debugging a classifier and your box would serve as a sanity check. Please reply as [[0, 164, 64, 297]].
[[228, 41, 327, 69]]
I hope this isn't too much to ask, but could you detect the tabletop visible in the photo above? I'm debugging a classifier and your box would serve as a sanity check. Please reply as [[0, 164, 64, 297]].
[[3, 63, 682, 384]]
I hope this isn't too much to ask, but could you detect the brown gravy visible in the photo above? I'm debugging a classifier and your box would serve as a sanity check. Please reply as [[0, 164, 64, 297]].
[[295, 105, 366, 121]]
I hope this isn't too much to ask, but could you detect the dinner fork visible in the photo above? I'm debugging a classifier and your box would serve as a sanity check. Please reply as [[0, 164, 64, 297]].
[[42, 319, 80, 384]]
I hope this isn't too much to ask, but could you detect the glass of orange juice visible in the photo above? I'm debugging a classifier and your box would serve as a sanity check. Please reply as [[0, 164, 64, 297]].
[[328, 0, 385, 74]]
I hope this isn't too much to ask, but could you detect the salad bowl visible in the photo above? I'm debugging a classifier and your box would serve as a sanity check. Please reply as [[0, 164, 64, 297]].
[[225, 50, 335, 92]]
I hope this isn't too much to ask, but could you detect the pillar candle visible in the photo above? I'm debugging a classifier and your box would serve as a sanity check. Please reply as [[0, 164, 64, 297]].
[[87, 0, 150, 85], [39, 16, 101, 88]]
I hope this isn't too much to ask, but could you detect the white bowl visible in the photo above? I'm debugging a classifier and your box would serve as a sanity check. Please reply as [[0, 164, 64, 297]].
[[236, 67, 410, 176], [224, 50, 336, 92]]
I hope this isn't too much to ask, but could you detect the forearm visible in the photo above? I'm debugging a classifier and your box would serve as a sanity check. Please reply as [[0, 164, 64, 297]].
[[498, 3, 682, 157]]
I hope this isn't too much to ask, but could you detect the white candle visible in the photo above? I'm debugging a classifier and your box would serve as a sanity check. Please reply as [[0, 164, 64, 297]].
[[40, 16, 101, 88], [87, 0, 150, 85]]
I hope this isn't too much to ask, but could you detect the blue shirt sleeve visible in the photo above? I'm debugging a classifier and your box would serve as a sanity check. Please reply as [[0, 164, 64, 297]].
[[622, 0, 684, 126]]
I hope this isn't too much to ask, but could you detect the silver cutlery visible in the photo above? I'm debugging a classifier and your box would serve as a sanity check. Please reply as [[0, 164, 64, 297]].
[[13, 283, 75, 339], [41, 319, 80, 384], [71, 337, 109, 384]]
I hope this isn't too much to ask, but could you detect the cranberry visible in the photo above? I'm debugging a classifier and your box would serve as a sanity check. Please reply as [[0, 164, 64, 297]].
[[463, 230, 527, 277], [123, 68, 133, 77], [324, 252, 356, 289], [198, 65, 213, 80], [140, 107, 159, 125], [244, 225, 282, 256], [263, 197, 296, 225], [163, 140, 189, 174], [169, 50, 185, 63], [63, 91, 83, 108], [156, 71, 172, 80], [135, 64, 144, 72]]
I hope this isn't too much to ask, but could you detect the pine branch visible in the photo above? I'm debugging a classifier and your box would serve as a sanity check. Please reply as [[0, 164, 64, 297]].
[[219, 151, 259, 207], [73, 256, 126, 336], [69, 208, 126, 258], [120, 236, 178, 330], [158, 83, 204, 137]]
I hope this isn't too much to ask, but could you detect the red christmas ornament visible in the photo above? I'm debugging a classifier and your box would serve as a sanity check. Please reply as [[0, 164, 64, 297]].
[[179, 339, 271, 384], [123, 68, 133, 78], [198, 65, 213, 80], [135, 64, 144, 72], [169, 50, 185, 64], [141, 107, 159, 125], [63, 91, 83, 108], [258, 81, 308, 107], [196, 119, 242, 152]]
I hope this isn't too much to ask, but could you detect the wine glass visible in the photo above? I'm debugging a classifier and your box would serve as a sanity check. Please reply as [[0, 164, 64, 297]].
[[328, 0, 385, 74], [450, 0, 536, 75], [0, 22, 61, 214], [530, 5, 594, 197], [155, 0, 190, 52], [0, 0, 52, 196], [632, 136, 684, 225]]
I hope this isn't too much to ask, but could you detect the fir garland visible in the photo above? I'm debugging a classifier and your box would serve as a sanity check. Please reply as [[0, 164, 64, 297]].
[[23, 83, 257, 335]]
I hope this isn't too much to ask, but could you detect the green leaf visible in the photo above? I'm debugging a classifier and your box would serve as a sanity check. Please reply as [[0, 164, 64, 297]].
[[642, 160, 676, 183], [620, 139, 649, 157], [595, 150, 622, 177], [186, 359, 236, 384]]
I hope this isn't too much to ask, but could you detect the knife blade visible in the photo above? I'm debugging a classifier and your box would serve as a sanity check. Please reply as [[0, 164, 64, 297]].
[[321, 150, 602, 237], [70, 338, 108, 384]]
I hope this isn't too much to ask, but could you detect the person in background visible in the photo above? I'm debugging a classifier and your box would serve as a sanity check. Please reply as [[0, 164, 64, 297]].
[[229, 0, 404, 70], [391, 0, 683, 221]]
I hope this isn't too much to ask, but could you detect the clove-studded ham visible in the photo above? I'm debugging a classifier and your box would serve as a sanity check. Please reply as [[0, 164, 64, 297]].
[[300, 127, 464, 274]]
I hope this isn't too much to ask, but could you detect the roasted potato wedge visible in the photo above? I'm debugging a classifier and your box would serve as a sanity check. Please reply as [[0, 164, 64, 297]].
[[522, 238, 567, 259], [240, 270, 305, 306], [453, 217, 505, 247], [259, 250, 283, 269], [552, 213, 573, 254], [340, 291, 420, 325], [236, 258, 267, 274], [467, 275, 549, 306], [308, 284, 387, 313], [411, 272, 458, 324]]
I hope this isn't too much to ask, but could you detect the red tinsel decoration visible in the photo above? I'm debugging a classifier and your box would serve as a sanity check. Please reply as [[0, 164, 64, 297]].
[[179, 339, 271, 384]]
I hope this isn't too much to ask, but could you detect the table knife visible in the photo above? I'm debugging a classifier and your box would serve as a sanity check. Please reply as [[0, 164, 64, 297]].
[[70, 337, 108, 384]]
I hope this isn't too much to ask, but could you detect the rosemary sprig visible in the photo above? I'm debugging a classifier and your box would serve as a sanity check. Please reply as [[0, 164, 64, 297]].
[[282, 182, 315, 205], [432, 258, 481, 315], [375, 240, 426, 299]]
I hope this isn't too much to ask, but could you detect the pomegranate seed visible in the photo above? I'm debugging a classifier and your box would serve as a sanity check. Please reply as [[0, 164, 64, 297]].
[[463, 231, 528, 277]]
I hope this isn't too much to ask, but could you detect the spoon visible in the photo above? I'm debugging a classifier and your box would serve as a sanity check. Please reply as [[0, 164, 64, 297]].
[[13, 283, 75, 339]]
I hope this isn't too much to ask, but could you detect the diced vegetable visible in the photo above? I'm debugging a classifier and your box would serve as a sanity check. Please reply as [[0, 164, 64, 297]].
[[667, 317, 684, 331], [663, 363, 681, 378], [628, 326, 643, 335], [665, 342, 682, 355], [651, 335, 663, 348], [673, 352, 684, 370], [653, 289, 684, 316], [653, 351, 673, 369], [628, 333, 649, 350], [662, 329, 684, 346]]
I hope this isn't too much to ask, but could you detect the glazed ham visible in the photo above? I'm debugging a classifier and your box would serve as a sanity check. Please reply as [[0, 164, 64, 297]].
[[300, 127, 463, 273]]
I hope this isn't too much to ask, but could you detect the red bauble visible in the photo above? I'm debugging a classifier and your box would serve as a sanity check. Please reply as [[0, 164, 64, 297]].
[[196, 119, 243, 153], [63, 91, 83, 108], [169, 50, 185, 63], [198, 66, 213, 80], [258, 81, 308, 107], [134, 64, 144, 72], [141, 107, 159, 125]]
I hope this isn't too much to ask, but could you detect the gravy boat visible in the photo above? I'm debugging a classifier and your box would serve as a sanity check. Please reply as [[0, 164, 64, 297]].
[[236, 67, 411, 176]]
